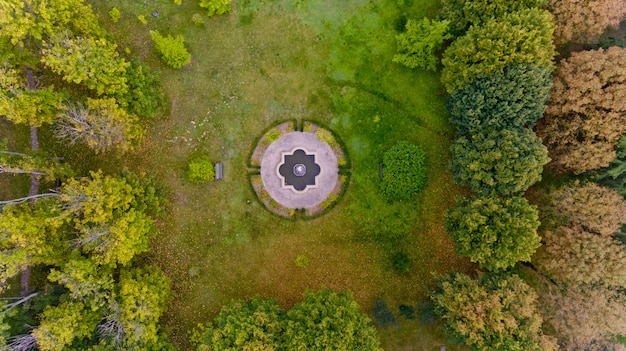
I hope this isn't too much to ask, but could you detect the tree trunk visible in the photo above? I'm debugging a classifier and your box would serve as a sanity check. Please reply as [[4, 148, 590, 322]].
[[21, 66, 38, 297]]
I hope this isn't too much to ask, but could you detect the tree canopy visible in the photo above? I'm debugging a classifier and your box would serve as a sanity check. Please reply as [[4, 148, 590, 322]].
[[197, 297, 284, 351], [451, 128, 549, 195], [431, 272, 557, 351], [445, 194, 541, 271], [538, 226, 626, 289], [393, 18, 450, 71], [545, 181, 626, 237], [439, 0, 548, 36], [538, 47, 626, 174], [196, 289, 382, 351], [548, 0, 626, 45], [41, 33, 129, 96], [447, 64, 552, 135], [539, 283, 626, 351], [283, 289, 382, 351], [441, 8, 555, 93], [55, 98, 144, 154], [150, 31, 191, 69]]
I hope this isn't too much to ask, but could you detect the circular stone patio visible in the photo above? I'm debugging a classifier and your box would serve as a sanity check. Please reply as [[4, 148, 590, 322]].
[[260, 132, 338, 209]]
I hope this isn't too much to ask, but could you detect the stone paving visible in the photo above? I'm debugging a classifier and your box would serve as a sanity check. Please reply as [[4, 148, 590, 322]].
[[260, 132, 338, 209]]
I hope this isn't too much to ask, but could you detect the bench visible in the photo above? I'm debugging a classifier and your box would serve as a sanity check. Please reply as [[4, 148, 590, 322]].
[[379, 163, 384, 179], [215, 162, 223, 180]]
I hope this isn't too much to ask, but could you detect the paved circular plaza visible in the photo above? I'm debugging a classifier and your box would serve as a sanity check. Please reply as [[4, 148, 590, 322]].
[[260, 132, 338, 209]]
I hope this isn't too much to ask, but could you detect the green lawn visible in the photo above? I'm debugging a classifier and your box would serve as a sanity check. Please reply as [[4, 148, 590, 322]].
[[83, 0, 472, 349]]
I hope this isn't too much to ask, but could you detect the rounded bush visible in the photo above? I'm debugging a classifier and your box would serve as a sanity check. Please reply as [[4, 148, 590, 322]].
[[187, 156, 214, 183], [381, 141, 427, 201]]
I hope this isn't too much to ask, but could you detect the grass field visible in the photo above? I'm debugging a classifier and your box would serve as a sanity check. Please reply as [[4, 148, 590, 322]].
[[28, 0, 472, 349]]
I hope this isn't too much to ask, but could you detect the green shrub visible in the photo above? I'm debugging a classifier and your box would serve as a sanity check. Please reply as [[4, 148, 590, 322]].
[[174, 0, 183, 4], [149, 31, 191, 69], [392, 252, 411, 273], [109, 7, 121, 23], [191, 13, 204, 26], [115, 57, 164, 118], [264, 128, 282, 145], [315, 128, 339, 149], [381, 141, 427, 201], [295, 254, 309, 267], [199, 0, 232, 17], [187, 156, 214, 183], [137, 15, 147, 25], [393, 18, 451, 71]]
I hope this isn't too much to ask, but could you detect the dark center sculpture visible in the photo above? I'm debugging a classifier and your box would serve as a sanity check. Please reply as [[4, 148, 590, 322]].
[[279, 149, 320, 191]]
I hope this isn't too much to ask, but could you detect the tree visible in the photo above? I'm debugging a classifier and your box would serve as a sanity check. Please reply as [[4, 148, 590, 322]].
[[41, 33, 128, 96], [59, 171, 155, 266], [283, 289, 382, 351], [199, 0, 232, 17], [439, 0, 548, 36], [55, 98, 144, 154], [546, 47, 626, 117], [447, 64, 552, 136], [32, 302, 101, 351], [548, 0, 626, 45], [393, 18, 451, 71], [0, 0, 102, 47], [537, 47, 626, 173], [431, 272, 557, 351], [149, 31, 191, 69], [545, 181, 626, 236], [197, 297, 284, 351], [48, 256, 114, 308], [0, 64, 63, 126], [98, 267, 171, 350], [441, 8, 555, 93], [0, 201, 64, 291], [445, 194, 541, 271], [114, 57, 164, 119], [539, 283, 626, 350], [537, 226, 626, 288], [380, 141, 427, 201], [451, 128, 549, 195]]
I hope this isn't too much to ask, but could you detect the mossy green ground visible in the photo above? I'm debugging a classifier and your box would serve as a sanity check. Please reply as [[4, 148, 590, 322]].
[[2, 0, 472, 349]]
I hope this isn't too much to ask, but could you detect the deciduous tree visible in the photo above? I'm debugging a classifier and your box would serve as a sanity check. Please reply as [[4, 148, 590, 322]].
[[55, 98, 144, 154], [32, 302, 101, 351], [0, 201, 64, 291], [441, 8, 555, 93], [59, 171, 155, 266], [439, 0, 548, 36], [0, 64, 63, 126], [548, 0, 626, 45], [447, 64, 552, 135], [538, 47, 626, 173], [537, 226, 626, 288], [98, 267, 171, 350], [283, 289, 382, 351], [445, 194, 541, 271], [451, 128, 549, 195], [540, 283, 626, 350], [545, 181, 626, 236], [0, 0, 102, 47], [197, 297, 284, 351], [41, 33, 128, 96], [393, 18, 451, 71], [431, 272, 557, 351]]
